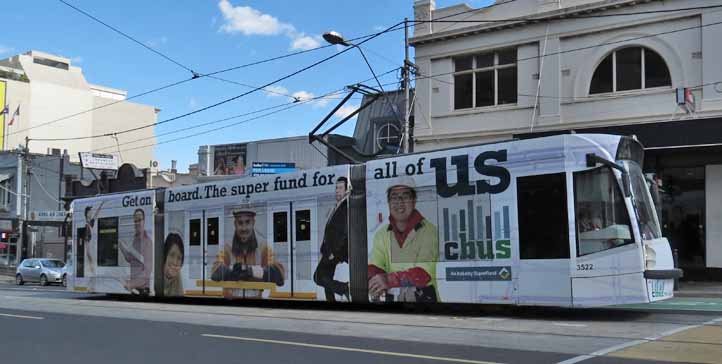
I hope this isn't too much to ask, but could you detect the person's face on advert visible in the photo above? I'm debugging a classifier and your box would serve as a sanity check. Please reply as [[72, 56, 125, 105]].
[[335, 180, 347, 202], [133, 211, 145, 235], [234, 214, 255, 242], [388, 186, 415, 223], [164, 244, 182, 279]]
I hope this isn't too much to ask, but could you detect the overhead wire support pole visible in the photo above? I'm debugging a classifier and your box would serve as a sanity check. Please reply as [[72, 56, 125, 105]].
[[403, 17, 411, 154]]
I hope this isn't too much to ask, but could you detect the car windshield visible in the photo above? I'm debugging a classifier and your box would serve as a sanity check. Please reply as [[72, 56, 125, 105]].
[[41, 260, 65, 268], [624, 161, 662, 240]]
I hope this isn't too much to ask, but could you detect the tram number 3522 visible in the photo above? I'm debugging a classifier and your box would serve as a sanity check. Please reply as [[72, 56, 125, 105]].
[[576, 264, 594, 271]]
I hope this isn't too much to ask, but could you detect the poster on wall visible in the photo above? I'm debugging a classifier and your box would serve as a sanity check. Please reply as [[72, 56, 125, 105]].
[[213, 143, 247, 176], [365, 148, 514, 304], [71, 191, 155, 295], [164, 166, 350, 301]]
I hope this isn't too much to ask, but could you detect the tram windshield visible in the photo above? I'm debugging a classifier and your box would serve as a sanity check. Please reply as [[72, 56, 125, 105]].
[[574, 166, 634, 256], [625, 161, 662, 240]]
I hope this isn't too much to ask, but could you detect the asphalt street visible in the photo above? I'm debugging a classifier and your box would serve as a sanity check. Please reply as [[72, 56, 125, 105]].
[[1, 282, 721, 364]]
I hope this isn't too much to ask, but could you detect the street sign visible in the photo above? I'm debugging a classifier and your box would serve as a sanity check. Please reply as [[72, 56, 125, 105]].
[[251, 162, 296, 176], [30, 210, 68, 221], [79, 152, 119, 170]]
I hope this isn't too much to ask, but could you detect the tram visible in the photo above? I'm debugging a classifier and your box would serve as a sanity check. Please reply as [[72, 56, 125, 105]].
[[66, 134, 681, 307]]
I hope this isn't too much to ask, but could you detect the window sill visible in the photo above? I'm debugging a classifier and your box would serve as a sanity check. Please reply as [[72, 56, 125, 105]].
[[566, 86, 673, 105], [440, 103, 530, 118]]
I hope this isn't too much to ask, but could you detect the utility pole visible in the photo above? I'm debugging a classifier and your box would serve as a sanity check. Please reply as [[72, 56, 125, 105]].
[[402, 18, 412, 154], [23, 137, 32, 257]]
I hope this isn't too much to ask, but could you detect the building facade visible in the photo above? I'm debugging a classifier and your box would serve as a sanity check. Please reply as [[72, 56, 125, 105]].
[[0, 50, 159, 167], [411, 0, 722, 276], [197, 135, 357, 178]]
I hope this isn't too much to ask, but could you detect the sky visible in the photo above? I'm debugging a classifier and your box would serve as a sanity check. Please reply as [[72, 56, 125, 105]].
[[1, 0, 494, 171]]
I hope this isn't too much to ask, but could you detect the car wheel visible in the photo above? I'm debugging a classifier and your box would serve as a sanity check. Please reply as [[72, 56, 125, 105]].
[[62, 274, 67, 287], [15, 274, 24, 286], [40, 274, 48, 286]]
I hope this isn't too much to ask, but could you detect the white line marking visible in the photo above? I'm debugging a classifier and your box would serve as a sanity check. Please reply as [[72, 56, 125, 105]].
[[553, 323, 588, 328], [554, 316, 722, 364], [202, 334, 505, 364], [0, 312, 44, 320]]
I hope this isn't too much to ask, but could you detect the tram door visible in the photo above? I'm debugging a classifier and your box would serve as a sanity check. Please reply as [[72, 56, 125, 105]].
[[186, 209, 223, 295], [515, 173, 572, 306], [269, 200, 318, 298]]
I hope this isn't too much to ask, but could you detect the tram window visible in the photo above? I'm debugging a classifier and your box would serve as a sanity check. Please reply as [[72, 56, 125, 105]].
[[76, 228, 85, 277], [574, 167, 633, 256], [207, 217, 219, 245], [97, 217, 119, 267], [273, 212, 288, 243], [517, 173, 570, 259], [189, 219, 201, 246], [295, 210, 311, 241]]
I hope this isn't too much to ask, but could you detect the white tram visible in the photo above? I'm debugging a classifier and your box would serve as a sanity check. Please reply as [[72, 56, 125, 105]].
[[66, 134, 680, 307]]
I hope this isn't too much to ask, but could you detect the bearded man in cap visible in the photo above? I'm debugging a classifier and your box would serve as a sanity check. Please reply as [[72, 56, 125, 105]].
[[211, 207, 285, 298], [368, 179, 439, 303]]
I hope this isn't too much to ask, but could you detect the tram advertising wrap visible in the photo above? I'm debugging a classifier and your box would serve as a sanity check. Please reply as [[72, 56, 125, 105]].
[[163, 166, 350, 301], [68, 135, 680, 307], [70, 190, 155, 295], [366, 146, 515, 304]]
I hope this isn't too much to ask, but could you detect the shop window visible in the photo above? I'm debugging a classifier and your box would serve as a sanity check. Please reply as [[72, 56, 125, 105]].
[[453, 48, 517, 109], [590, 47, 671, 94], [517, 173, 570, 259], [97, 217, 119, 267]]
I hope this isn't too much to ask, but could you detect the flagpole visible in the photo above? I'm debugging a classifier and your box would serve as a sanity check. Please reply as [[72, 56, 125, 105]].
[[1, 105, 6, 151]]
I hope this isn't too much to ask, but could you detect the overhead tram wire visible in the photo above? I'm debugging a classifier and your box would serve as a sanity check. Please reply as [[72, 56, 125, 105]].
[[29, 23, 405, 143], [10, 11, 404, 138], [58, 0, 195, 74], [92, 67, 402, 152]]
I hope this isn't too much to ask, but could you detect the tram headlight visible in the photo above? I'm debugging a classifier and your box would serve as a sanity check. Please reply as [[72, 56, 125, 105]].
[[644, 244, 657, 269]]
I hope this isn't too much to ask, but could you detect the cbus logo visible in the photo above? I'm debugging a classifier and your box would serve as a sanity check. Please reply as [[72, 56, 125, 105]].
[[430, 150, 511, 198]]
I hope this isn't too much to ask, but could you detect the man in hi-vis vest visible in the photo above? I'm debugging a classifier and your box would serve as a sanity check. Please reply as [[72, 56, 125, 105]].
[[211, 207, 285, 298], [368, 179, 439, 302]]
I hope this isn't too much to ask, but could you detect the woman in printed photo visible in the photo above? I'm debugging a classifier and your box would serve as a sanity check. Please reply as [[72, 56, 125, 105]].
[[163, 233, 184, 297]]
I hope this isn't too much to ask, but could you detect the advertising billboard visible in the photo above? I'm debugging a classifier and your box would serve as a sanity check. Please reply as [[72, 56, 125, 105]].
[[213, 143, 246, 176]]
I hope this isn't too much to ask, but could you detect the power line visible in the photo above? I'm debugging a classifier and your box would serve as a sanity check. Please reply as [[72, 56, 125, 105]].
[[59, 0, 196, 75], [94, 67, 402, 152], [8, 24, 405, 138], [29, 24, 404, 143]]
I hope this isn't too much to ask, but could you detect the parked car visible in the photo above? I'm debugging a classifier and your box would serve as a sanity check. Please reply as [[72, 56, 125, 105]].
[[60, 259, 72, 287], [15, 258, 66, 286]]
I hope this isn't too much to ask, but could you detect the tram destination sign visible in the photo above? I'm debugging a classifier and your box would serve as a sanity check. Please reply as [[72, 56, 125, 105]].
[[79, 152, 119, 170]]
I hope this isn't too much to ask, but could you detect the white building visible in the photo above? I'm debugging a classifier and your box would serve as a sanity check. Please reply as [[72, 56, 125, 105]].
[[411, 0, 722, 277], [0, 50, 158, 167]]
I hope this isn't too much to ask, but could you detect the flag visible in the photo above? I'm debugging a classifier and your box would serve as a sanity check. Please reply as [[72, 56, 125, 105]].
[[8, 105, 19, 126], [0, 105, 7, 115]]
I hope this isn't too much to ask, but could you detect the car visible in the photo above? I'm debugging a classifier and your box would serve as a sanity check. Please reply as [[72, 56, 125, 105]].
[[60, 259, 73, 287], [15, 258, 66, 286]]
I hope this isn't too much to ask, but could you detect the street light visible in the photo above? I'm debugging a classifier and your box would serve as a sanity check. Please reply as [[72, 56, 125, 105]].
[[323, 29, 412, 154]]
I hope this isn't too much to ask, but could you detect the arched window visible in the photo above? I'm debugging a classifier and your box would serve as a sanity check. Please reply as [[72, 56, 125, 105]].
[[590, 47, 671, 94]]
